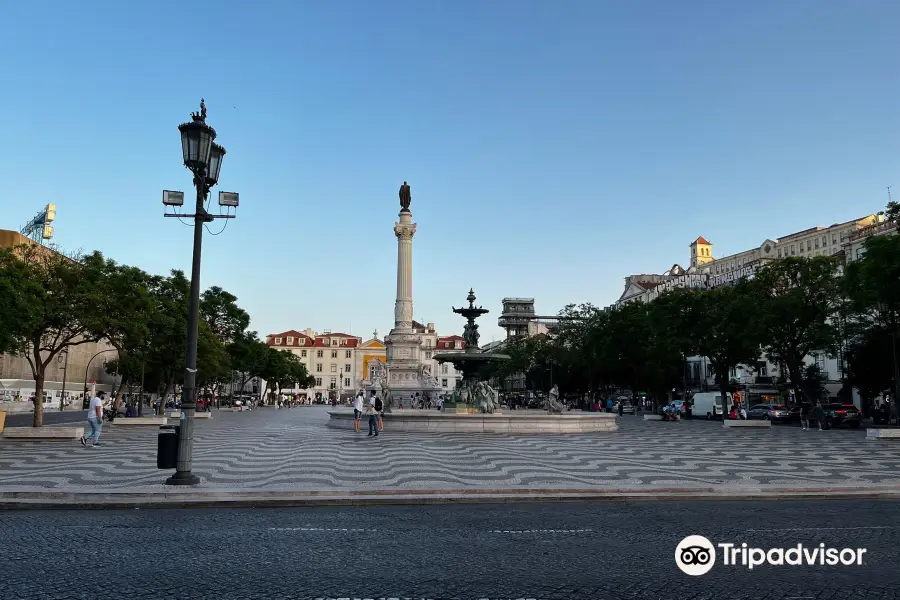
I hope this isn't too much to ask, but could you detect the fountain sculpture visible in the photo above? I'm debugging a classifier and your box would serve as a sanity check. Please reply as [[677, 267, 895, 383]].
[[433, 289, 509, 413]]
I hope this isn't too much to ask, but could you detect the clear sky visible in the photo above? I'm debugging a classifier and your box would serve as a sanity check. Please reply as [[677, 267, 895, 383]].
[[1, 0, 897, 343]]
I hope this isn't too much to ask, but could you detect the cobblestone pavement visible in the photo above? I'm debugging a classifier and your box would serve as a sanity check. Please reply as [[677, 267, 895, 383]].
[[1, 406, 899, 491], [1, 499, 898, 599]]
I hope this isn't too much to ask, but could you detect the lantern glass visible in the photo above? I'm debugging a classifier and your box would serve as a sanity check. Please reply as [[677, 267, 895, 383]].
[[206, 143, 226, 186], [178, 120, 216, 172]]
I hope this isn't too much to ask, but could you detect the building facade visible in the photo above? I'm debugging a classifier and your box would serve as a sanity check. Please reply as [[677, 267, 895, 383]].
[[615, 212, 890, 401], [266, 326, 465, 400]]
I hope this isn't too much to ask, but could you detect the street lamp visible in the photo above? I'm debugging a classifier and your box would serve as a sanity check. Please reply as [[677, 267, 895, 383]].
[[876, 302, 900, 427], [163, 99, 239, 486]]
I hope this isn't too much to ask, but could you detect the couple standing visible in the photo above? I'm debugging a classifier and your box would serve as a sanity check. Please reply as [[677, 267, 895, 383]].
[[353, 390, 383, 436]]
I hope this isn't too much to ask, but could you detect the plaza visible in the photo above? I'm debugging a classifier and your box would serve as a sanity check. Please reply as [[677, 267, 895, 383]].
[[1, 406, 899, 497]]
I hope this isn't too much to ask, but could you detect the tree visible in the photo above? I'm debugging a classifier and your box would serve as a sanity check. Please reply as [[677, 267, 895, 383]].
[[0, 245, 105, 427], [81, 252, 153, 410], [653, 283, 763, 404], [754, 256, 841, 403], [843, 325, 895, 414], [201, 286, 250, 345], [228, 331, 269, 403], [259, 347, 314, 402]]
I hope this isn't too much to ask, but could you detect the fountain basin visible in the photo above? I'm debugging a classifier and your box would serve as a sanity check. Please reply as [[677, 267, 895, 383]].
[[326, 409, 618, 434]]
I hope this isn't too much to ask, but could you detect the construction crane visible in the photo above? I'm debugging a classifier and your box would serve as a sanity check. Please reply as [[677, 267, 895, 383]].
[[20, 203, 56, 244]]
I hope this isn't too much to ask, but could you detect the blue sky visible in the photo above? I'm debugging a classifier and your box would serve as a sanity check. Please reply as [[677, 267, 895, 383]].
[[1, 0, 897, 342]]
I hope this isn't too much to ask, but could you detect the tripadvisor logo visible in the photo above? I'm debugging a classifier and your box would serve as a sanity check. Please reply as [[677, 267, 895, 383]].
[[675, 535, 867, 576]]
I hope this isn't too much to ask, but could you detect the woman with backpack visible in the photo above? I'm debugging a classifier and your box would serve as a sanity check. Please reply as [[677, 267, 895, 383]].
[[375, 394, 385, 432]]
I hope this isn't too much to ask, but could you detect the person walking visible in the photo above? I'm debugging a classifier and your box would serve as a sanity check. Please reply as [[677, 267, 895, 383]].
[[81, 390, 105, 447], [353, 390, 364, 433], [811, 400, 825, 431], [800, 401, 810, 430], [367, 393, 379, 437]]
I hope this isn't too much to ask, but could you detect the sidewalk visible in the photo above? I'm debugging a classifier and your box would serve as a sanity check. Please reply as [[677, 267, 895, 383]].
[[2, 406, 899, 508]]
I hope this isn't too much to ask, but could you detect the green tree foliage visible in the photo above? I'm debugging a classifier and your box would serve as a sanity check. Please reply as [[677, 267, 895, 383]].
[[0, 245, 105, 426], [753, 256, 841, 402]]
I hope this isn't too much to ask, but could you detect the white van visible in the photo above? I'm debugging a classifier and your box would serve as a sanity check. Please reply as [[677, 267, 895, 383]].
[[691, 392, 732, 419]]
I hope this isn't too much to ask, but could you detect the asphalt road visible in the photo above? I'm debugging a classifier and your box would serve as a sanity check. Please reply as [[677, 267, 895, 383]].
[[5, 409, 87, 427], [2, 499, 898, 599]]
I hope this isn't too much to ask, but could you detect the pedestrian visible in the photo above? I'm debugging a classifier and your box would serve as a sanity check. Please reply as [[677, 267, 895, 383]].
[[800, 401, 810, 430], [617, 401, 624, 417], [606, 398, 613, 413], [811, 400, 825, 431], [353, 390, 364, 433], [367, 393, 379, 437], [81, 390, 105, 447], [375, 393, 385, 432]]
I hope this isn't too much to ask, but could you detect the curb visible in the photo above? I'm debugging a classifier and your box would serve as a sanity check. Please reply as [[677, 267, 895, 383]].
[[2, 485, 900, 510]]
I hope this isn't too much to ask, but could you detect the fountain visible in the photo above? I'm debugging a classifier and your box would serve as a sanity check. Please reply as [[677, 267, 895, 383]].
[[433, 288, 509, 413]]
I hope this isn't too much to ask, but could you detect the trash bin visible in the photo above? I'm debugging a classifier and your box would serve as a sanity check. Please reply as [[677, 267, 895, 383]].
[[157, 425, 179, 469]]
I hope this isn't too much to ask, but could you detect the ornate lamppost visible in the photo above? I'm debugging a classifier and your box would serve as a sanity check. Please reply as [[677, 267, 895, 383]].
[[162, 99, 239, 486]]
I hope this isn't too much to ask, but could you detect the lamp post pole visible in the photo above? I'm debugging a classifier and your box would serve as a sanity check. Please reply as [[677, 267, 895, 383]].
[[163, 99, 237, 486]]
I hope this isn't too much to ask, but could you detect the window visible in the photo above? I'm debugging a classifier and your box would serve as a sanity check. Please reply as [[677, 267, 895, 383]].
[[315, 377, 322, 386], [807, 240, 812, 251], [777, 248, 782, 258], [332, 339, 338, 346], [317, 350, 323, 358], [790, 244, 795, 255], [344, 378, 350, 387], [300, 338, 306, 345], [301, 350, 307, 358], [822, 235, 828, 246], [756, 362, 767, 377], [316, 364, 323, 372], [331, 350, 337, 359], [832, 233, 837, 244], [442, 379, 448, 387], [454, 342, 461, 349], [344, 364, 351, 373], [799, 243, 804, 253], [274, 337, 282, 345], [286, 336, 294, 345], [815, 238, 819, 249], [345, 350, 351, 359], [426, 339, 433, 348], [330, 377, 337, 389], [441, 364, 448, 374], [425, 351, 432, 359], [330, 364, 337, 373]]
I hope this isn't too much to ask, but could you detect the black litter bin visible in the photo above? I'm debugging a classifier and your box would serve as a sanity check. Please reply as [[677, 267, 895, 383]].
[[157, 425, 179, 469]]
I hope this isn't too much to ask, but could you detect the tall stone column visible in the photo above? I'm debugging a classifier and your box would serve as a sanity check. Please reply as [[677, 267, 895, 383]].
[[393, 209, 416, 332]]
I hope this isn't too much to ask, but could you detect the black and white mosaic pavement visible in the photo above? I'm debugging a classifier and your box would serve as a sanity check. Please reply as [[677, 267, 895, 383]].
[[1, 406, 898, 491]]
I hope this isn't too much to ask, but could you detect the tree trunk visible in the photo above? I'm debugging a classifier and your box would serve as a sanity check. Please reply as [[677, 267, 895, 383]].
[[32, 372, 45, 428]]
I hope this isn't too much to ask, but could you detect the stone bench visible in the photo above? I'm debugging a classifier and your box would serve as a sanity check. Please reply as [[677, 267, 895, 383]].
[[723, 420, 771, 428], [112, 417, 167, 426], [3, 426, 85, 441], [166, 412, 212, 419], [866, 428, 900, 440]]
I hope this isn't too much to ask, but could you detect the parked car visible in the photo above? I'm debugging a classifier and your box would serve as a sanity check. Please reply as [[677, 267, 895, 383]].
[[747, 403, 790, 422], [821, 403, 861, 429], [616, 402, 636, 415]]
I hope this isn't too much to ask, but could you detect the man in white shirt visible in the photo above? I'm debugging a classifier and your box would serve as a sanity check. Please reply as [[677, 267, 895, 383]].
[[353, 391, 364, 433], [81, 391, 105, 447]]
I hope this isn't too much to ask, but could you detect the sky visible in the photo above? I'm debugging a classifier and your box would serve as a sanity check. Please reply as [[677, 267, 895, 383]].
[[1, 0, 897, 343]]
